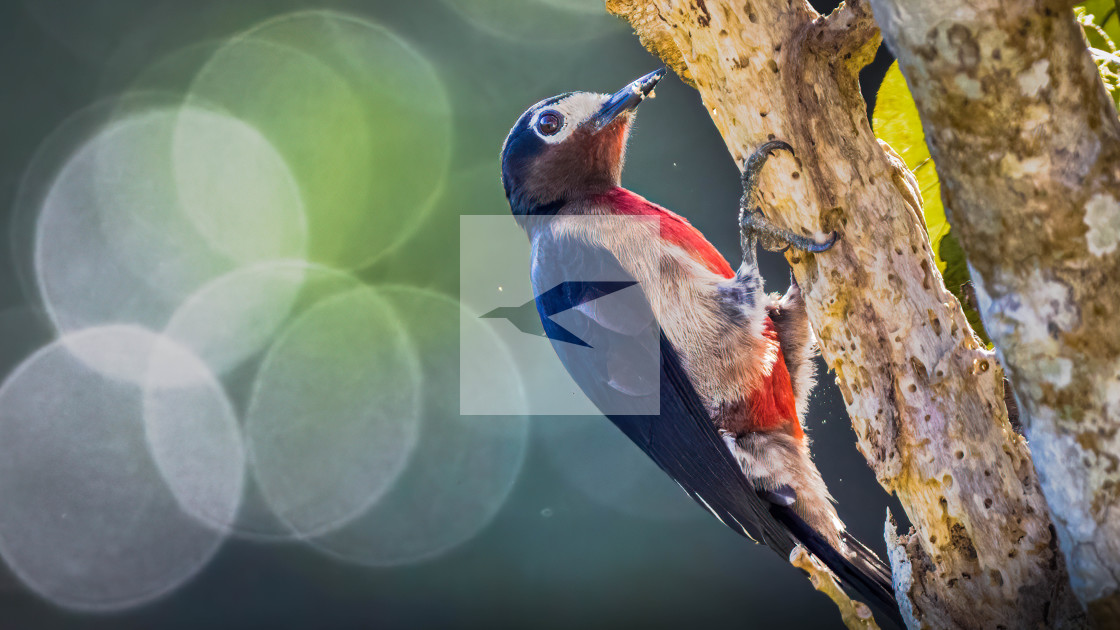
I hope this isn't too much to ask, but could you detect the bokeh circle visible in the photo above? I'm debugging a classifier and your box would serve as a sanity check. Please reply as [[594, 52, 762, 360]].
[[245, 285, 423, 539], [310, 287, 529, 566], [33, 105, 306, 378], [185, 10, 452, 270], [0, 325, 238, 611]]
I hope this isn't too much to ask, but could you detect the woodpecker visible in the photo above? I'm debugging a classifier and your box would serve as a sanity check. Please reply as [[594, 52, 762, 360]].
[[500, 69, 901, 625]]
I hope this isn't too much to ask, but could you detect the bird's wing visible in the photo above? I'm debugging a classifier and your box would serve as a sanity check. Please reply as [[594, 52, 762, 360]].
[[529, 226, 902, 627]]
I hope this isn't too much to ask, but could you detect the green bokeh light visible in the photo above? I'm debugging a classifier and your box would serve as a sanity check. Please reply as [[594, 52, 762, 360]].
[[442, 0, 622, 44], [310, 286, 529, 566], [246, 285, 422, 538], [172, 106, 307, 266], [186, 11, 452, 270]]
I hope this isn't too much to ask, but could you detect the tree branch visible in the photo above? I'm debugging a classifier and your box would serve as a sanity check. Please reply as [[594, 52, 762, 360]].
[[869, 0, 1120, 625], [606, 0, 1085, 627], [791, 545, 880, 629]]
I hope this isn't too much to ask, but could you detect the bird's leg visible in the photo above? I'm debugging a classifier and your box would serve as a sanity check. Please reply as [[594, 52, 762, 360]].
[[738, 140, 839, 270]]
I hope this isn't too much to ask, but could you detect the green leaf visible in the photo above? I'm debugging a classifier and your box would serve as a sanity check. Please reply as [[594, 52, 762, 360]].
[[939, 231, 990, 345], [871, 62, 950, 272], [1077, 0, 1120, 108], [1079, 0, 1120, 50]]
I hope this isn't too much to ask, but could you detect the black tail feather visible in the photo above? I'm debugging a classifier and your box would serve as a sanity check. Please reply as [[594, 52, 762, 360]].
[[609, 334, 904, 628]]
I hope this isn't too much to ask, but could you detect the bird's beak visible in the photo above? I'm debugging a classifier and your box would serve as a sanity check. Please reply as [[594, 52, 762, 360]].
[[586, 68, 665, 132]]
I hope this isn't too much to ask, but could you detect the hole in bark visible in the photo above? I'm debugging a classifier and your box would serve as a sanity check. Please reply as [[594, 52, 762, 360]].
[[760, 111, 768, 117], [984, 469, 991, 476], [791, 172, 800, 179], [928, 312, 942, 336], [924, 414, 931, 422], [767, 59, 779, 73], [955, 450, 964, 459], [868, 175, 876, 184], [929, 535, 937, 544], [984, 498, 993, 509], [907, 384, 916, 393], [920, 259, 933, 290], [990, 570, 1004, 586], [824, 207, 844, 229], [749, 12, 758, 23]]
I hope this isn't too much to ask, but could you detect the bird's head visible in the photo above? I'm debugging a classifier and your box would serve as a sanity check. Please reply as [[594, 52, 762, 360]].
[[500, 68, 664, 215]]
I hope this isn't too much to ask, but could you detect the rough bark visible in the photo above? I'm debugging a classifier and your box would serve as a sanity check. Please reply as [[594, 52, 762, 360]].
[[605, 0, 1085, 627], [869, 0, 1120, 625]]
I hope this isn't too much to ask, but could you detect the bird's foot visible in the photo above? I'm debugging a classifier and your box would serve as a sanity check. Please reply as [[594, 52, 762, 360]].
[[742, 208, 840, 254], [738, 140, 839, 267]]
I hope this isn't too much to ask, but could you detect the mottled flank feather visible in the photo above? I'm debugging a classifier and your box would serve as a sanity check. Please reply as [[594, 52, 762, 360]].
[[769, 279, 819, 417], [723, 430, 843, 548]]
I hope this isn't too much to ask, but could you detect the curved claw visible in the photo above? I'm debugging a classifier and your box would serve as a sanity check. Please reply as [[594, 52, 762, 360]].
[[758, 139, 795, 159], [740, 141, 796, 204], [802, 230, 840, 253], [741, 206, 839, 256], [739, 139, 839, 265], [742, 141, 796, 178]]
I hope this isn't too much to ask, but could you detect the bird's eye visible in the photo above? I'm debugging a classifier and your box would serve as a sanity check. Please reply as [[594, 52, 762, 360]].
[[537, 111, 563, 136]]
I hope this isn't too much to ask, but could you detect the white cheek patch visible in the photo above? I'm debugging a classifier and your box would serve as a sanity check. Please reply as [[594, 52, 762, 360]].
[[531, 93, 606, 144]]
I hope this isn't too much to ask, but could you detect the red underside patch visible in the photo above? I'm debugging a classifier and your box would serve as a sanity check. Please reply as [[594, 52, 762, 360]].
[[746, 319, 803, 439], [593, 187, 735, 278]]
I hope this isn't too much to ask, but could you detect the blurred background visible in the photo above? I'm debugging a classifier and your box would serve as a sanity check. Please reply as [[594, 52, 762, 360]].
[[0, 0, 900, 628]]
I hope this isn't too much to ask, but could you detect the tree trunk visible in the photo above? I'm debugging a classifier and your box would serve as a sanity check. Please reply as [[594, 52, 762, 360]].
[[604, 0, 1086, 627], [868, 0, 1120, 626]]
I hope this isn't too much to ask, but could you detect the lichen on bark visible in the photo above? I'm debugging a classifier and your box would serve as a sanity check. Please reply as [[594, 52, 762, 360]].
[[868, 0, 1120, 625], [605, 0, 1087, 627]]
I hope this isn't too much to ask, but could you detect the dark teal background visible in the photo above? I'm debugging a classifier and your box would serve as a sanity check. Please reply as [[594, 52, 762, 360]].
[[0, 1, 900, 628]]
